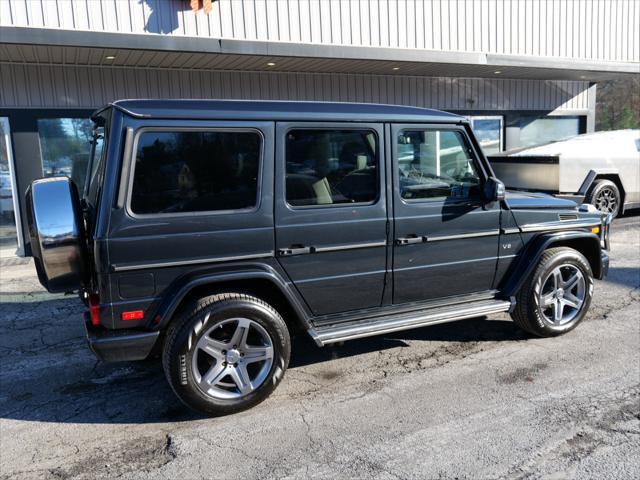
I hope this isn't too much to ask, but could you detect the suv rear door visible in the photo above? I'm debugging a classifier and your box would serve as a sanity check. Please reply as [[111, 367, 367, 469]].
[[391, 124, 501, 304], [274, 122, 388, 316]]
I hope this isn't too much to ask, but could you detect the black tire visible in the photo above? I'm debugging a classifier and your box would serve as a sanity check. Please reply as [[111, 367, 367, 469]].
[[587, 179, 621, 217], [163, 293, 290, 416], [511, 247, 594, 337]]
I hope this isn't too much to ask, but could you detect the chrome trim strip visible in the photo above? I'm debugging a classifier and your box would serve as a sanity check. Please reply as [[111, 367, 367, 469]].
[[394, 255, 498, 273], [313, 240, 387, 253], [519, 221, 600, 233], [295, 269, 386, 285], [425, 229, 501, 242], [315, 301, 512, 345], [112, 252, 274, 272]]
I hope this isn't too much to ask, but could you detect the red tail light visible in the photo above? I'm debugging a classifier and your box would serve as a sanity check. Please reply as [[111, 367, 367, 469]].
[[89, 294, 100, 326], [122, 310, 145, 321]]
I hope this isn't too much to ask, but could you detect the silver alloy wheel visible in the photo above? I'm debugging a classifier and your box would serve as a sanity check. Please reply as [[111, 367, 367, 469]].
[[192, 317, 274, 400], [539, 265, 586, 325], [595, 186, 618, 214]]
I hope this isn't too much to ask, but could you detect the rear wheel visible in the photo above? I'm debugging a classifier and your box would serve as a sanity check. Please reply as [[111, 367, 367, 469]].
[[511, 247, 593, 337], [588, 179, 621, 217], [163, 293, 290, 416]]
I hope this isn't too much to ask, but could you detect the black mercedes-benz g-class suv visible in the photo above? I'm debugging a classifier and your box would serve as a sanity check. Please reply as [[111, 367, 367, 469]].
[[26, 100, 611, 415]]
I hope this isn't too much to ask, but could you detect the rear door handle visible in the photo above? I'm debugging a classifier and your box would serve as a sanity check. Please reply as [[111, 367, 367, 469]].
[[278, 245, 314, 256], [395, 235, 426, 245]]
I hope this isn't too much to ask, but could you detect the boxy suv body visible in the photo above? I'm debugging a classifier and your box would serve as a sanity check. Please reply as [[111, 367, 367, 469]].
[[27, 100, 612, 415]]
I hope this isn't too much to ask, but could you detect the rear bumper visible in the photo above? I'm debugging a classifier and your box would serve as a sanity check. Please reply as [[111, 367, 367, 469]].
[[84, 313, 159, 362]]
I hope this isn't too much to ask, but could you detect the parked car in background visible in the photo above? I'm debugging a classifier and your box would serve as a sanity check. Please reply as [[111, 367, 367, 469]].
[[26, 100, 612, 416], [488, 130, 640, 217]]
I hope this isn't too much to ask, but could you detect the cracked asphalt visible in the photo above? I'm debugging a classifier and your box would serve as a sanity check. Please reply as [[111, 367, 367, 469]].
[[0, 216, 638, 480]]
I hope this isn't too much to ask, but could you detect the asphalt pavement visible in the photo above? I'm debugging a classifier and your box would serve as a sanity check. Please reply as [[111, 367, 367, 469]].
[[0, 216, 638, 479]]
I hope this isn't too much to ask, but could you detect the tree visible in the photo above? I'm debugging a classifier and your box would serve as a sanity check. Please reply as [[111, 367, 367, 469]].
[[596, 77, 640, 131], [38, 118, 93, 181]]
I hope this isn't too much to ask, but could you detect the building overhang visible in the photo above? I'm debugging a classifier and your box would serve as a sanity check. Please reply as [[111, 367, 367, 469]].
[[1, 26, 638, 81]]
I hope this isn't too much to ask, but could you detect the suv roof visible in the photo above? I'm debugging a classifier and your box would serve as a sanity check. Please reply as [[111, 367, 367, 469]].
[[105, 99, 464, 123]]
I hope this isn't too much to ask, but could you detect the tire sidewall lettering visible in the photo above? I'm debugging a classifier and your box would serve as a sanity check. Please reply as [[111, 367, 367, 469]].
[[170, 298, 289, 410]]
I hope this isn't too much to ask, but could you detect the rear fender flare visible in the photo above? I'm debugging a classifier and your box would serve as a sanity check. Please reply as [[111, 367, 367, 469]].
[[502, 231, 602, 297], [151, 265, 312, 332], [578, 169, 623, 197]]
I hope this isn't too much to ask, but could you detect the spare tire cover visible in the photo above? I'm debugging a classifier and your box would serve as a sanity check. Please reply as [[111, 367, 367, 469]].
[[26, 177, 89, 293]]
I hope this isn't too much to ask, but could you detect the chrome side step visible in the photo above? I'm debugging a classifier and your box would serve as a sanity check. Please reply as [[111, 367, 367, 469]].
[[309, 299, 512, 346]]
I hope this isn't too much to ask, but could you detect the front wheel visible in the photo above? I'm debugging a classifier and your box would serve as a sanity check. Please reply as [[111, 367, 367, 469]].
[[163, 293, 290, 416], [511, 247, 594, 337]]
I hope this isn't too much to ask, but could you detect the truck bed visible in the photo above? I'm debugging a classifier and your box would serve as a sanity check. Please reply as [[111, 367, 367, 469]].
[[488, 154, 560, 193]]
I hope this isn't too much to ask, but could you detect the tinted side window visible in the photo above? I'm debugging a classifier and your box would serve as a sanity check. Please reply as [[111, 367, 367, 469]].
[[130, 130, 261, 215], [285, 129, 378, 207], [398, 129, 481, 201]]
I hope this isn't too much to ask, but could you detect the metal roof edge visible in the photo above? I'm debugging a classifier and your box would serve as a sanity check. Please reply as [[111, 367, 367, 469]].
[[2, 26, 637, 77]]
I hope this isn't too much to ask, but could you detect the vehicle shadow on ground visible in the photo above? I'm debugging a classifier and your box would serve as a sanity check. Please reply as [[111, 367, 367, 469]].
[[0, 292, 526, 425], [289, 316, 526, 369], [1, 259, 636, 426], [602, 266, 640, 288]]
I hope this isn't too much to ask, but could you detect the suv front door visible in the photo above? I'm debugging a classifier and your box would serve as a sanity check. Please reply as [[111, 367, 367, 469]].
[[392, 124, 501, 304], [274, 123, 388, 316]]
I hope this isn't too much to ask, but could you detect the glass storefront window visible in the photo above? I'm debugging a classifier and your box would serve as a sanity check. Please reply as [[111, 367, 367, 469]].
[[0, 118, 20, 254], [38, 118, 94, 192], [519, 116, 580, 148], [469, 116, 503, 155]]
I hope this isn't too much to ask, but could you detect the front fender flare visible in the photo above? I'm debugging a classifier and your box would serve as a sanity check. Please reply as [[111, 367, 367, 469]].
[[501, 231, 602, 298]]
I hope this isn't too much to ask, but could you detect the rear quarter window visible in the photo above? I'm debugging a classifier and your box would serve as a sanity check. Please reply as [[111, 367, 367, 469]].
[[129, 129, 262, 215]]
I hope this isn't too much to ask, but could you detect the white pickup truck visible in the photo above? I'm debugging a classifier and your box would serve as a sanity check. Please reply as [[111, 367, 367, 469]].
[[488, 130, 640, 217]]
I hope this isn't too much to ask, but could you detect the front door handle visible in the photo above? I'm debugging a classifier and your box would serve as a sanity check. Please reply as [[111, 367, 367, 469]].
[[395, 235, 426, 245], [278, 245, 314, 256]]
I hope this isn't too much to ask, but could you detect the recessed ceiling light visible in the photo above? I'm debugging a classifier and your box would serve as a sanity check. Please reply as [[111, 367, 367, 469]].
[[105, 55, 116, 60], [392, 67, 400, 71], [494, 70, 501, 74], [580, 75, 587, 79], [266, 62, 276, 66]]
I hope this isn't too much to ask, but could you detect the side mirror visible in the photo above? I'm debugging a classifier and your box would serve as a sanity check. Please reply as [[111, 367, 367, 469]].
[[484, 177, 506, 203]]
